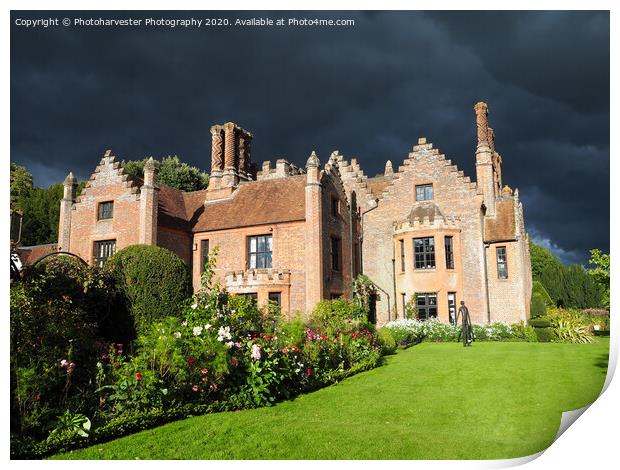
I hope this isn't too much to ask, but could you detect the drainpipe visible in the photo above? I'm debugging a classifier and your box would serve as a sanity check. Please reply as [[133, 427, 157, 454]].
[[392, 241, 397, 321], [483, 242, 492, 323], [349, 199, 355, 285]]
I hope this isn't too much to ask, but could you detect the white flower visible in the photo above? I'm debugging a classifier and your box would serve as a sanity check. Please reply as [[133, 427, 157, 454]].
[[193, 326, 203, 336], [182, 321, 188, 327], [231, 309, 236, 314], [174, 331, 182, 339], [60, 359, 68, 367], [217, 326, 231, 342], [191, 303, 197, 310], [226, 341, 235, 348], [250, 344, 261, 360], [205, 324, 213, 330]]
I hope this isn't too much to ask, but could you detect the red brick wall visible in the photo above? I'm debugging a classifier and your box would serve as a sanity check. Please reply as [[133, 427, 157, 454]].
[[67, 157, 142, 263], [192, 221, 307, 315]]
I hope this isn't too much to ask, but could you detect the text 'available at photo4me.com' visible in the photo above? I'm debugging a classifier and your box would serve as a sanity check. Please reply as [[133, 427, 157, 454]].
[[13, 15, 357, 29]]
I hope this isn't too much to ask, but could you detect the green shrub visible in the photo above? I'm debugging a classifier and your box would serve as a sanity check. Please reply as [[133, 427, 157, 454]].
[[534, 327, 555, 343], [532, 280, 553, 306], [548, 308, 593, 344], [107, 245, 192, 335], [529, 317, 552, 328], [377, 328, 397, 355], [530, 292, 547, 318]]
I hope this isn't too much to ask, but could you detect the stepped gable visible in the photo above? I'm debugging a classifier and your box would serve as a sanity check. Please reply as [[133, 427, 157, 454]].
[[76, 150, 141, 203], [192, 175, 306, 232], [323, 151, 353, 211]]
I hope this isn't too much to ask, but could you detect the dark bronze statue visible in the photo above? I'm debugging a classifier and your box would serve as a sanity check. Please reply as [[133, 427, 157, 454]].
[[456, 301, 474, 347]]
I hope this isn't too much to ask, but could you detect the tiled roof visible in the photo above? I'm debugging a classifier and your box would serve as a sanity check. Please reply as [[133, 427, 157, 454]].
[[484, 198, 516, 242], [193, 175, 306, 232], [150, 176, 306, 233], [16, 243, 58, 265]]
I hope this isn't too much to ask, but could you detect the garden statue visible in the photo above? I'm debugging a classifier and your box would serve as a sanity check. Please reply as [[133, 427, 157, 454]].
[[456, 301, 474, 347]]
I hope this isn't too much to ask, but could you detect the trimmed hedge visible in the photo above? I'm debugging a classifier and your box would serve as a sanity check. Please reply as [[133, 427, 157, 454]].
[[107, 245, 192, 335], [532, 280, 553, 306], [530, 292, 548, 318], [529, 317, 552, 328], [534, 327, 555, 343]]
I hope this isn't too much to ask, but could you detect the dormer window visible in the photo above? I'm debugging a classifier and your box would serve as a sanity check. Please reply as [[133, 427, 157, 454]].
[[415, 184, 433, 201], [98, 201, 114, 220]]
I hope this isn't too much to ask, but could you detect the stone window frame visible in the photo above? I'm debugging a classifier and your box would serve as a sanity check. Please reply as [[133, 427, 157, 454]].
[[93, 239, 116, 267], [496, 246, 508, 279], [444, 235, 455, 270], [415, 183, 433, 201], [200, 239, 210, 274], [448, 292, 457, 324], [415, 292, 438, 320], [247, 234, 273, 269], [268, 291, 282, 307], [97, 200, 114, 221], [413, 236, 436, 270]]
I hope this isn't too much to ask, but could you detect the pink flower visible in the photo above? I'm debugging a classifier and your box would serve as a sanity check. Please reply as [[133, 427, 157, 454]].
[[307, 368, 312, 376], [202, 377, 207, 383], [251, 344, 262, 360], [192, 385, 199, 392], [201, 368, 208, 375], [34, 393, 41, 401], [231, 357, 239, 367], [186, 357, 195, 363]]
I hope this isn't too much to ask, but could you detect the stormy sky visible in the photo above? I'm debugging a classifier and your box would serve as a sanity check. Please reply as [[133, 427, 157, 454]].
[[10, 11, 609, 265]]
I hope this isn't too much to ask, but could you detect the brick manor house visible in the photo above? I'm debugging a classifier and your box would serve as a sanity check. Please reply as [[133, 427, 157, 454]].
[[57, 102, 532, 325]]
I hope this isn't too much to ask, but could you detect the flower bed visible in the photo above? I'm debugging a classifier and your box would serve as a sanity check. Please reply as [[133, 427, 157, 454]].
[[11, 252, 382, 459], [382, 318, 537, 346]]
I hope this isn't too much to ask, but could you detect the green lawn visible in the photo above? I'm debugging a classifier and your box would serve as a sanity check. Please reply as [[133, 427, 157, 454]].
[[55, 338, 609, 460]]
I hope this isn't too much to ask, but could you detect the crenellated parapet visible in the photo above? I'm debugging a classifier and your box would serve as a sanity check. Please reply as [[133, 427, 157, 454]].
[[256, 159, 305, 180]]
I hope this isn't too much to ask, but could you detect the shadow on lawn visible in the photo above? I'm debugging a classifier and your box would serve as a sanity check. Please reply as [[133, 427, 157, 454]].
[[594, 352, 609, 374]]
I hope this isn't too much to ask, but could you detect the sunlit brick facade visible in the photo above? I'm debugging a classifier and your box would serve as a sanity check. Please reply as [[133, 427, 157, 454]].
[[59, 102, 532, 324]]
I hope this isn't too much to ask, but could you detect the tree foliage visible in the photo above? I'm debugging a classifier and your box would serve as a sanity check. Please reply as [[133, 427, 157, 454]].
[[122, 156, 209, 192], [588, 249, 610, 308], [529, 239, 603, 309], [10, 163, 33, 210]]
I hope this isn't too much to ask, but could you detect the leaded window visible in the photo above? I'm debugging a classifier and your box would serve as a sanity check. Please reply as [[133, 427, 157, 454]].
[[414, 237, 435, 269], [248, 235, 272, 269], [416, 293, 438, 320], [94, 240, 116, 267], [496, 246, 508, 279], [200, 239, 210, 273], [98, 201, 113, 220], [445, 236, 454, 269], [415, 184, 433, 201]]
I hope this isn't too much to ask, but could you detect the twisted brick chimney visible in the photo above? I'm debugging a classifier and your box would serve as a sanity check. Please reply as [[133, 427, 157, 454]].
[[208, 122, 253, 195]]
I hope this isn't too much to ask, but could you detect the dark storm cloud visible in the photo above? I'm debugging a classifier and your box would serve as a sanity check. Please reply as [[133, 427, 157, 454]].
[[10, 10, 609, 265]]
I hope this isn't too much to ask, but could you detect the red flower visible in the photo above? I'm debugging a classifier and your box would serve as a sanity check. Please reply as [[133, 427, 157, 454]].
[[265, 335, 272, 341], [307, 368, 312, 376], [282, 347, 289, 353], [192, 385, 199, 392], [186, 357, 195, 363], [231, 357, 239, 367], [135, 372, 143, 381], [34, 394, 41, 401], [201, 368, 208, 375], [259, 332, 264, 338]]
